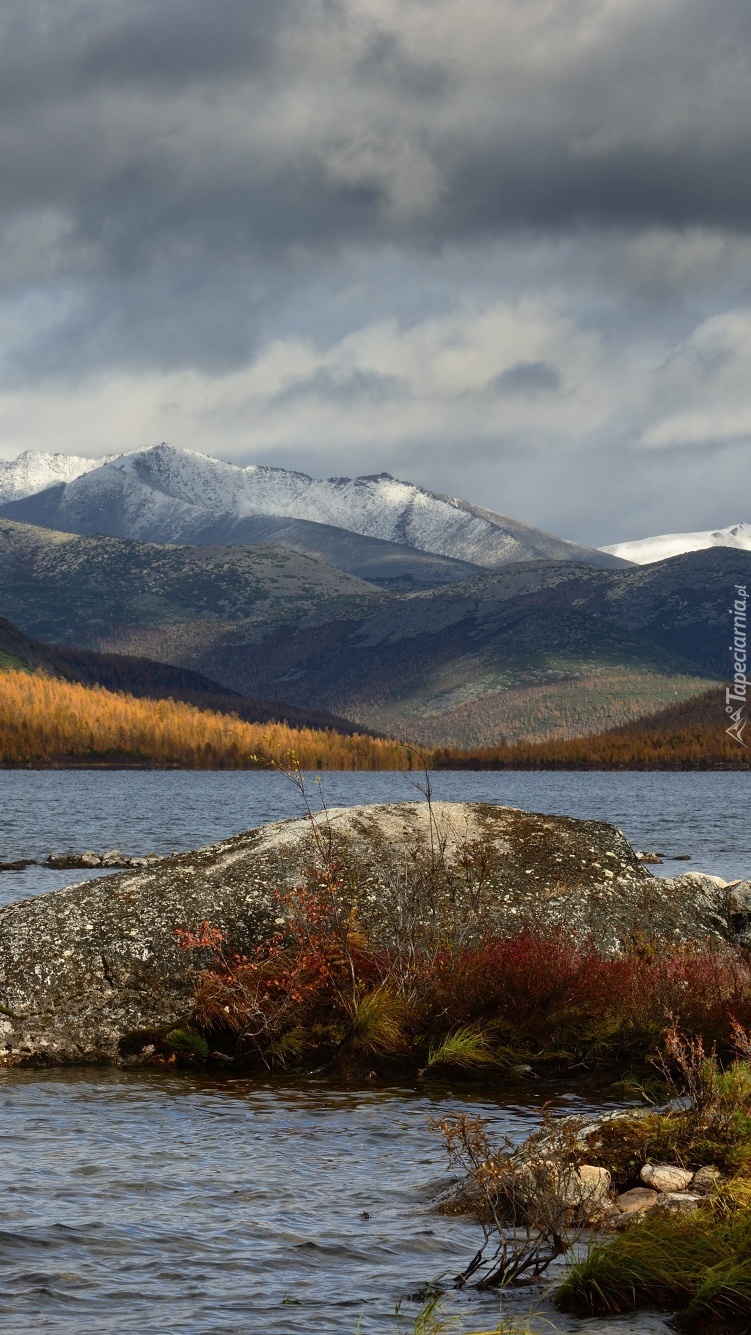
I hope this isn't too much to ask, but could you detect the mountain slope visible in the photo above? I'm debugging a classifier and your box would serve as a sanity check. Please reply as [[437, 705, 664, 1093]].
[[145, 546, 737, 745], [434, 687, 750, 770], [0, 518, 390, 700], [0, 442, 629, 575], [0, 614, 368, 735], [0, 450, 117, 502], [603, 521, 751, 564], [3, 519, 740, 748]]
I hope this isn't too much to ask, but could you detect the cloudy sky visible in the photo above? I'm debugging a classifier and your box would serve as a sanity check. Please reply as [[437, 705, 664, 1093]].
[[0, 0, 750, 545]]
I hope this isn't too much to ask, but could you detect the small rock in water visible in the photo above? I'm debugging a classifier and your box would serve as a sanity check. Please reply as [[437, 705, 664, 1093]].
[[0, 858, 37, 871], [671, 854, 692, 861], [101, 850, 125, 866], [637, 851, 663, 864], [79, 851, 102, 868], [640, 1163, 694, 1193]]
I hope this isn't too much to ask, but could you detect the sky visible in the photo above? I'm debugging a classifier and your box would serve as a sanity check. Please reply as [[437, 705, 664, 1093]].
[[0, 0, 750, 546]]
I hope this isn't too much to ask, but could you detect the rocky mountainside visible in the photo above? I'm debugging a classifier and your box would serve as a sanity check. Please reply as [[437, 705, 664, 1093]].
[[603, 521, 751, 564], [0, 442, 628, 579], [2, 517, 740, 746]]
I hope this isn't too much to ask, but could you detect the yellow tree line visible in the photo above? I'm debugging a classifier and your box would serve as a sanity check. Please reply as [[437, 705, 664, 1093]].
[[0, 670, 413, 770]]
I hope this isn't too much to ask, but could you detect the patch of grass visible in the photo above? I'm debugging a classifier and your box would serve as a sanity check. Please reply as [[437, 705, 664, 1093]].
[[557, 1206, 751, 1323], [349, 989, 408, 1056], [425, 1025, 497, 1072], [164, 1026, 209, 1062]]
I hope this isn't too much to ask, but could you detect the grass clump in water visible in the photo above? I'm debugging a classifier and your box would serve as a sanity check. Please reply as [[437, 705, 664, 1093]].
[[557, 1205, 751, 1325], [425, 1025, 497, 1073]]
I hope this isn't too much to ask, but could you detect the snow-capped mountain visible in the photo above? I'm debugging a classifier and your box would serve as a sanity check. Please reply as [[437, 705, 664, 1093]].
[[0, 449, 116, 503], [0, 442, 628, 575], [602, 522, 751, 565]]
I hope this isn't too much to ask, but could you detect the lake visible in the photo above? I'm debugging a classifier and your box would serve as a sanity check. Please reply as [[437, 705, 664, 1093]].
[[0, 768, 748, 908], [0, 769, 746, 1333]]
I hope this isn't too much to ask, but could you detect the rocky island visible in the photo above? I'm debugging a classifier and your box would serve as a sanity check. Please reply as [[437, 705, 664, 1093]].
[[0, 799, 748, 1069]]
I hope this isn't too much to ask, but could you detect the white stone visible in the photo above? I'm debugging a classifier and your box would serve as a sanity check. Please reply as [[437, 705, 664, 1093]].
[[640, 1163, 694, 1193]]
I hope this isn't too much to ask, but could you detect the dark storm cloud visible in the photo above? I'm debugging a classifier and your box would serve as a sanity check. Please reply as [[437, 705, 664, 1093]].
[[1, 0, 751, 276], [272, 366, 407, 407], [487, 362, 562, 397]]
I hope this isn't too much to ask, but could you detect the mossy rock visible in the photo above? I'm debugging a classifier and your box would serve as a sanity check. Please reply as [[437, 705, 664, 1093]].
[[165, 1026, 209, 1063]]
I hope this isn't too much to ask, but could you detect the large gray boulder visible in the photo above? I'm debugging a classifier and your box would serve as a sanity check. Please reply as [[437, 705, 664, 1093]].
[[0, 802, 741, 1067]]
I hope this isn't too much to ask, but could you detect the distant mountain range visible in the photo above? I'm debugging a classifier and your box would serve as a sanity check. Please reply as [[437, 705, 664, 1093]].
[[1, 515, 743, 747], [602, 522, 751, 565], [2, 443, 747, 747], [0, 444, 627, 586]]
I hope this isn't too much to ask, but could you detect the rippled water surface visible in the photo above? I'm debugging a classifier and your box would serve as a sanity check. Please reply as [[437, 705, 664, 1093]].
[[0, 770, 744, 1331], [0, 1070, 670, 1334], [0, 768, 748, 907]]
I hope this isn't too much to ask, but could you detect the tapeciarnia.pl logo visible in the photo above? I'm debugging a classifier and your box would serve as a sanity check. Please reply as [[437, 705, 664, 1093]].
[[726, 582, 748, 746]]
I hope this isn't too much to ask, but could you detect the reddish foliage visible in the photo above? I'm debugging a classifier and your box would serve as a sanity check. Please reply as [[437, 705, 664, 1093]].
[[177, 899, 751, 1065], [421, 930, 751, 1053]]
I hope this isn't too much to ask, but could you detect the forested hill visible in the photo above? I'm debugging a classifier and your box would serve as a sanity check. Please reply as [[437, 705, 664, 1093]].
[[0, 616, 371, 737], [434, 688, 749, 770]]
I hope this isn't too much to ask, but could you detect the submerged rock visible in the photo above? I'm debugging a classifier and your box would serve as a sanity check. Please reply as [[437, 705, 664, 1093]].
[[0, 801, 745, 1067]]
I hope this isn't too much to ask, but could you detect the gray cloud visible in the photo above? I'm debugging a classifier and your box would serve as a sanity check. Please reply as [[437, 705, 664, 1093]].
[[486, 362, 562, 397], [0, 1, 749, 545]]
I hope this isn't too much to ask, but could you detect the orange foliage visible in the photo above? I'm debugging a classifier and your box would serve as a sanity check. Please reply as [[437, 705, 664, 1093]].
[[0, 669, 412, 769], [434, 687, 750, 770]]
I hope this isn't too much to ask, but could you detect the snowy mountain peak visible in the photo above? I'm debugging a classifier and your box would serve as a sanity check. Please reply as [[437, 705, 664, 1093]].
[[0, 442, 628, 572], [602, 522, 751, 565], [0, 449, 116, 504]]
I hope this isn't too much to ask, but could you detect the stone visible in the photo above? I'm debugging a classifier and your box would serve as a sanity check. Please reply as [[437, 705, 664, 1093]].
[[691, 1165, 722, 1196], [614, 1187, 659, 1215], [101, 850, 125, 867], [0, 801, 744, 1067], [562, 1164, 612, 1215], [653, 1192, 703, 1214], [637, 852, 663, 864], [728, 883, 751, 942], [640, 1163, 694, 1193], [79, 851, 102, 868], [516, 1160, 612, 1213]]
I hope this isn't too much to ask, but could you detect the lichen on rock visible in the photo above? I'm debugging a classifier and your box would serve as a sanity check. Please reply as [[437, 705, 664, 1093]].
[[0, 800, 743, 1067]]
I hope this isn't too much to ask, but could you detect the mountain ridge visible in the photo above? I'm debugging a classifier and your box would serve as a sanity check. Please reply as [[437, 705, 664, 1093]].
[[603, 521, 751, 564], [1, 516, 739, 747], [0, 442, 629, 577]]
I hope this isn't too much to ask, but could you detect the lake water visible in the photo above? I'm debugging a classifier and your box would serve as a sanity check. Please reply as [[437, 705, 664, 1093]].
[[0, 769, 746, 1333], [0, 1068, 670, 1335], [0, 768, 748, 908]]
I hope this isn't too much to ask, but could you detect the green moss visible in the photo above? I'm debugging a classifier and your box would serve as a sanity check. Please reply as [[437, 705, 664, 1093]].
[[165, 1026, 209, 1062]]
